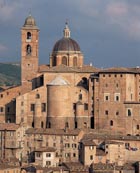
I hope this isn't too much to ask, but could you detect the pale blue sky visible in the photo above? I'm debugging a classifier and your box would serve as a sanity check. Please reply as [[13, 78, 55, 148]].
[[0, 0, 140, 68]]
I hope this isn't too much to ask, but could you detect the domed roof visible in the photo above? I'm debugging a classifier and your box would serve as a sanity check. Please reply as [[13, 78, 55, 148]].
[[52, 22, 81, 52], [53, 38, 80, 52], [48, 76, 70, 86], [23, 14, 37, 28]]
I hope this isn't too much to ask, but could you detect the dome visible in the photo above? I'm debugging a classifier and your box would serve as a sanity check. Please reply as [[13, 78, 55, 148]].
[[23, 15, 37, 27], [48, 76, 70, 86], [52, 22, 81, 52], [53, 37, 80, 52]]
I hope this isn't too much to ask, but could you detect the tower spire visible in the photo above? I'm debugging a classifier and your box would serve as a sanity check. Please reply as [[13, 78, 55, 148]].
[[63, 20, 71, 38]]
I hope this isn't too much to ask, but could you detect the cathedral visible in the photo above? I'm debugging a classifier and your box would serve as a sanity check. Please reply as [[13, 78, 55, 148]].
[[1, 14, 140, 134], [1, 15, 140, 170]]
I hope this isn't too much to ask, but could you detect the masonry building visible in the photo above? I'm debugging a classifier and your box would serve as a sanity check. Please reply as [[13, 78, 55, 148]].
[[1, 14, 140, 172]]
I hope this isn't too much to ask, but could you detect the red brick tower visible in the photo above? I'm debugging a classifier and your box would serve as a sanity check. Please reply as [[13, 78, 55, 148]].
[[21, 15, 39, 91]]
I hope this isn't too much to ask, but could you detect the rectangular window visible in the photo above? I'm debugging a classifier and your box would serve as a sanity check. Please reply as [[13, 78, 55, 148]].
[[89, 146, 93, 150], [104, 93, 110, 101], [7, 107, 10, 112], [72, 143, 77, 148], [36, 153, 41, 157], [90, 155, 93, 160], [30, 104, 35, 111], [46, 161, 51, 166], [114, 93, 120, 101], [46, 153, 51, 157], [127, 108, 132, 116], [84, 103, 88, 110], [73, 103, 76, 110], [41, 103, 46, 112], [125, 143, 130, 149], [105, 110, 108, 115], [137, 125, 139, 130], [65, 143, 70, 148], [65, 153, 70, 158], [105, 96, 109, 100], [72, 136, 76, 140], [79, 94, 82, 100], [0, 107, 3, 112], [73, 153, 76, 157]]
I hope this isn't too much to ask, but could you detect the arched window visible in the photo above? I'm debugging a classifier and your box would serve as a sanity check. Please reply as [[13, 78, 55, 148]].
[[26, 44, 32, 55], [36, 94, 40, 99], [110, 120, 113, 126], [79, 94, 82, 100], [62, 56, 67, 65], [84, 122, 87, 128], [65, 122, 69, 128], [27, 32, 31, 40], [73, 57, 77, 66], [53, 56, 57, 66], [128, 109, 132, 116]]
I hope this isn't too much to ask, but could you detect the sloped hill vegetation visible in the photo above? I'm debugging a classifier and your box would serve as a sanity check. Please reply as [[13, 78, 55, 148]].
[[0, 63, 21, 86]]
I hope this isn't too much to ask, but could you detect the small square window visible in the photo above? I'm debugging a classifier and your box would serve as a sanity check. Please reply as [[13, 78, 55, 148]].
[[105, 110, 108, 115], [90, 155, 93, 160]]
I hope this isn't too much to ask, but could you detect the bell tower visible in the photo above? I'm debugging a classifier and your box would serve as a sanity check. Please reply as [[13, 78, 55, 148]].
[[21, 14, 39, 89]]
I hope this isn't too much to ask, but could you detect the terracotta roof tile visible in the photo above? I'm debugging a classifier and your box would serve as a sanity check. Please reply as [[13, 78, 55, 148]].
[[81, 139, 97, 146], [99, 67, 140, 73], [39, 64, 99, 73], [35, 147, 56, 152], [0, 123, 19, 131], [96, 149, 106, 156], [26, 128, 81, 135]]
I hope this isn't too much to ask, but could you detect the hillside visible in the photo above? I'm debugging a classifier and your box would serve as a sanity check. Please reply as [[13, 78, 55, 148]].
[[0, 63, 21, 86]]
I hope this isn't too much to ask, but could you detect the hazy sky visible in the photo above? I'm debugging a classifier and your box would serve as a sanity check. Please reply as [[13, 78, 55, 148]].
[[0, 0, 140, 68]]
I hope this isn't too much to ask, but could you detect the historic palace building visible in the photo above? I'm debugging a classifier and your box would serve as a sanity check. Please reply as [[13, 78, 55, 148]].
[[1, 15, 140, 172]]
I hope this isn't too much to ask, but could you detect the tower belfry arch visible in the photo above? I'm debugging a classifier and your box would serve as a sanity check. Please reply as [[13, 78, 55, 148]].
[[21, 14, 39, 90]]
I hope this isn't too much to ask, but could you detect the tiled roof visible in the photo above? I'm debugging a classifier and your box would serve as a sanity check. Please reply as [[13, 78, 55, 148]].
[[35, 147, 56, 152], [63, 162, 88, 171], [96, 149, 106, 156], [99, 67, 140, 73], [0, 123, 19, 131], [26, 128, 81, 135], [92, 163, 135, 171], [39, 64, 99, 73], [105, 140, 124, 145], [82, 131, 140, 141], [81, 139, 97, 146], [0, 164, 20, 170]]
